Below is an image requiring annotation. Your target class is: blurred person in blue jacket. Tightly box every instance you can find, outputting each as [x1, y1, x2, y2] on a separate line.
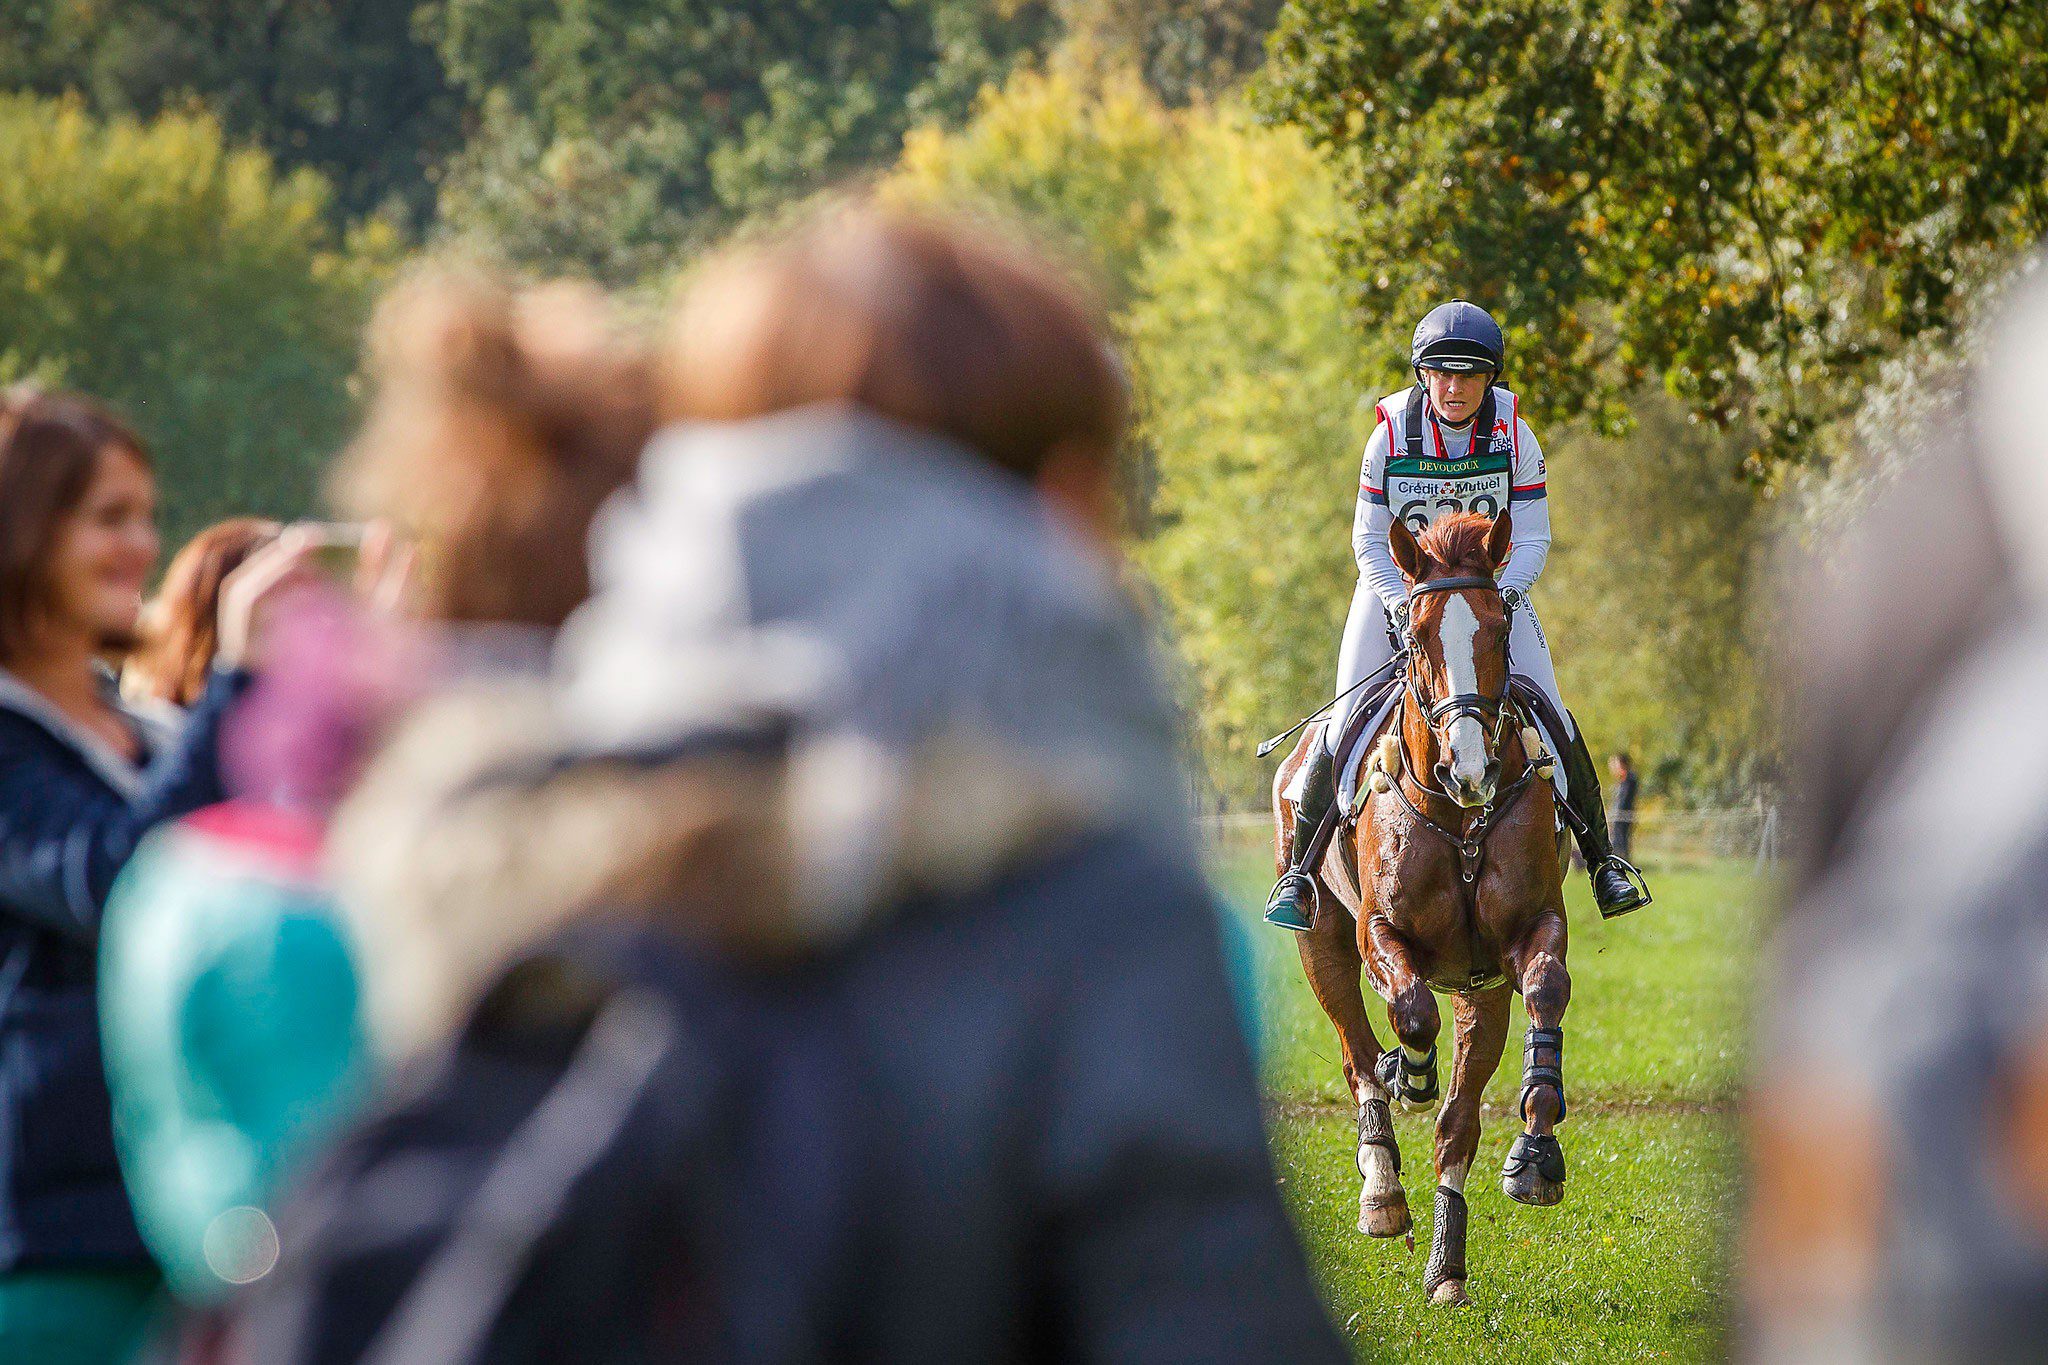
[95, 272, 655, 1325]
[220, 206, 1348, 1363]
[0, 391, 303, 1363]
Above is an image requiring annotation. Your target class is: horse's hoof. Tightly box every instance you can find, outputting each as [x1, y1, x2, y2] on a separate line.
[1359, 1193, 1412, 1238]
[1398, 1094, 1435, 1116]
[1429, 1279, 1472, 1307]
[1501, 1132, 1567, 1207]
[1502, 1169, 1565, 1206]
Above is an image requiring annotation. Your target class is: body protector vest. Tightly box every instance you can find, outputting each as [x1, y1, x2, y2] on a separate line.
[1374, 384, 1537, 534]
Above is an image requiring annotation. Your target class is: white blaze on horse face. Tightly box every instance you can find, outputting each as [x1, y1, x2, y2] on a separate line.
[1439, 595, 1490, 791]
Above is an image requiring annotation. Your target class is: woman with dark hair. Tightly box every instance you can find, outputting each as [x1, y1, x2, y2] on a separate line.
[227, 207, 1345, 1363]
[125, 517, 281, 711]
[93, 268, 655, 1320]
[0, 391, 299, 1362]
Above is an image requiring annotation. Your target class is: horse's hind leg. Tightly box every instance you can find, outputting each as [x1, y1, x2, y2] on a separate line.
[1296, 914, 1409, 1237]
[1501, 910, 1571, 1207]
[1427, 986, 1511, 1307]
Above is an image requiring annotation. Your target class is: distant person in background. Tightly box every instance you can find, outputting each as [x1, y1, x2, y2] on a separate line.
[0, 391, 301, 1364]
[124, 517, 280, 713]
[1609, 751, 1639, 863]
[96, 268, 654, 1320]
[223, 205, 1346, 1364]
[1742, 263, 2048, 1361]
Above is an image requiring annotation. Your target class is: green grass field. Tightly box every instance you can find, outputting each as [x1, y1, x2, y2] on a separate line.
[1213, 845, 1768, 1362]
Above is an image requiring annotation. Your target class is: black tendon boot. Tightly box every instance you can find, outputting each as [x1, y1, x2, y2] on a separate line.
[1264, 743, 1336, 931]
[1557, 721, 1651, 919]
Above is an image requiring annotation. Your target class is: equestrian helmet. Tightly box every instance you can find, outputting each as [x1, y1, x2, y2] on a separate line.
[1411, 300, 1505, 375]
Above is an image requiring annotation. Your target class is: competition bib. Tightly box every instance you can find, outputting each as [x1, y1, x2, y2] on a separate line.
[1385, 386, 1516, 532]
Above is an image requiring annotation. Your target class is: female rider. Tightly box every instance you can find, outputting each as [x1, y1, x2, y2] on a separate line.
[1264, 300, 1651, 929]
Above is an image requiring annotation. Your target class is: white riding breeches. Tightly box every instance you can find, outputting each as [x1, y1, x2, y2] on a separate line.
[1322, 577, 1572, 758]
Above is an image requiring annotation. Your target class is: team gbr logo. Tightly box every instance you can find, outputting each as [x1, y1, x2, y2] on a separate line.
[1489, 414, 1513, 454]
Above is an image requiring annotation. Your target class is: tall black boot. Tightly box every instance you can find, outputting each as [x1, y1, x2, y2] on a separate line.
[1556, 720, 1650, 919]
[1264, 744, 1336, 931]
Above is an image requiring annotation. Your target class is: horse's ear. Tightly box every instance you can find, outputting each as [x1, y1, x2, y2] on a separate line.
[1485, 508, 1514, 573]
[1389, 517, 1425, 581]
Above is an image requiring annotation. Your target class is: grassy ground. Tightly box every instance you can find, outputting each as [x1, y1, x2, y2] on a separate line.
[1212, 845, 1767, 1362]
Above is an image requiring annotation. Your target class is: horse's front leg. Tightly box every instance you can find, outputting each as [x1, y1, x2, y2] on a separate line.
[1501, 908, 1571, 1206]
[1426, 985, 1511, 1307]
[1357, 915, 1444, 1237]
[1295, 908, 1410, 1239]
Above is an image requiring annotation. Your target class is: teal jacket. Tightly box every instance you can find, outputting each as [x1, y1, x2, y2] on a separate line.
[99, 802, 370, 1302]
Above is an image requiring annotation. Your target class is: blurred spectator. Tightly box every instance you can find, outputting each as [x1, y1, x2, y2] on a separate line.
[224, 206, 1345, 1362]
[1608, 751, 1638, 863]
[0, 391, 300, 1363]
[124, 518, 280, 713]
[96, 268, 654, 1318]
[1742, 263, 2048, 1361]
[332, 268, 653, 633]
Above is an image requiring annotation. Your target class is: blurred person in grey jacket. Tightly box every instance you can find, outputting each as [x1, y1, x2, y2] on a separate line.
[1743, 261, 2048, 1362]
[220, 206, 1348, 1364]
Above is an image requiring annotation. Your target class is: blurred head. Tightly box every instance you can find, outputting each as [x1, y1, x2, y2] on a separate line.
[0, 390, 158, 665]
[1610, 752, 1632, 779]
[334, 267, 655, 630]
[661, 204, 1128, 541]
[128, 517, 280, 706]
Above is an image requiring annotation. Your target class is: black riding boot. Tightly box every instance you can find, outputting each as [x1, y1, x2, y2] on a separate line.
[1557, 721, 1650, 919]
[1264, 744, 1336, 931]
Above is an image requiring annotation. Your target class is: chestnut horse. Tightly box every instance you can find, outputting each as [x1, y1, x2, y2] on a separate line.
[1273, 510, 1571, 1307]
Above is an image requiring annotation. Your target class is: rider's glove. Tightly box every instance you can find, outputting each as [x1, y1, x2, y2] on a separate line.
[1502, 586, 1525, 616]
[1388, 599, 1412, 639]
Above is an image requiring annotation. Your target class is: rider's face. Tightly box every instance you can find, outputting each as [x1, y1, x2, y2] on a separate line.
[1423, 368, 1492, 426]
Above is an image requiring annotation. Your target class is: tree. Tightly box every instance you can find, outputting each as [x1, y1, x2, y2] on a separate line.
[1056, 0, 1283, 105]
[1536, 399, 1775, 801]
[0, 0, 461, 227]
[0, 95, 393, 542]
[888, 62, 1179, 300]
[1123, 108, 1372, 801]
[1260, 0, 2048, 474]
[428, 0, 1061, 279]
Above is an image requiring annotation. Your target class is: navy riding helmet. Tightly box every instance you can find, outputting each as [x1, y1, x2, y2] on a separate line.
[1411, 300, 1505, 375]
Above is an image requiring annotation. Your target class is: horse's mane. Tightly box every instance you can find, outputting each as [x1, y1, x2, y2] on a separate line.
[1417, 511, 1497, 574]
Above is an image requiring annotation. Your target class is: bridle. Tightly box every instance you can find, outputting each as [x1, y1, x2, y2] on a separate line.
[1402, 575, 1513, 777]
[1382, 572, 1541, 892]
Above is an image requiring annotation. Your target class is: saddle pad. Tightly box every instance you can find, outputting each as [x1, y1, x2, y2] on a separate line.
[1285, 677, 1569, 811]
[1281, 681, 1400, 807]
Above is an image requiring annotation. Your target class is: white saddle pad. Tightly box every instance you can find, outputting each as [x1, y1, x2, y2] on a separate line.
[1285, 697, 1569, 811]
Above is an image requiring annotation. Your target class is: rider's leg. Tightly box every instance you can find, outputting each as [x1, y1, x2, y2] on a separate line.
[1266, 580, 1392, 931]
[1321, 579, 1396, 759]
[1507, 603, 1650, 919]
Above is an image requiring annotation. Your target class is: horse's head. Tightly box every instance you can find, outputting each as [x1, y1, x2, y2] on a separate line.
[1389, 510, 1515, 808]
